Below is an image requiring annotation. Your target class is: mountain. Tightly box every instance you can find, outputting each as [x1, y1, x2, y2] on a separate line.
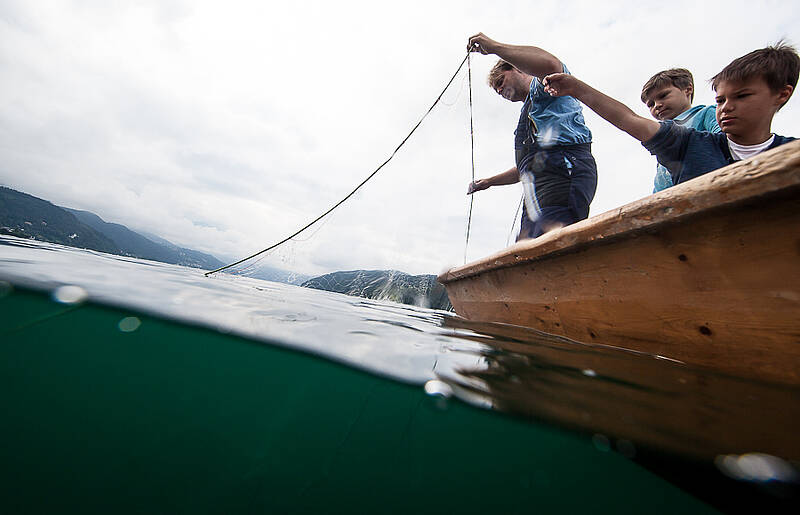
[137, 231, 309, 284]
[66, 209, 224, 270]
[0, 186, 222, 270]
[302, 270, 452, 311]
[241, 264, 311, 286]
[0, 187, 120, 253]
[1, 187, 310, 282]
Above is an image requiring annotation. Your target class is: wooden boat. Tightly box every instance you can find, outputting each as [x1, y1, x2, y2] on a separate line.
[438, 140, 800, 386]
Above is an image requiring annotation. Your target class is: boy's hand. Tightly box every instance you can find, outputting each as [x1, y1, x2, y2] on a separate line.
[467, 33, 499, 55]
[543, 73, 582, 98]
[545, 73, 660, 142]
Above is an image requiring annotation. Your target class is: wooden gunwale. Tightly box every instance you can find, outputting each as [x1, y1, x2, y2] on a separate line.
[439, 140, 800, 284]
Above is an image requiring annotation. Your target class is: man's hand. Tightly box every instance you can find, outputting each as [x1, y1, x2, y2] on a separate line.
[467, 179, 491, 195]
[467, 33, 499, 55]
[543, 73, 584, 98]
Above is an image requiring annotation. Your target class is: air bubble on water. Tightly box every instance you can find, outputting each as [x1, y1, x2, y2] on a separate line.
[52, 285, 88, 305]
[715, 453, 799, 483]
[424, 380, 453, 398]
[616, 439, 636, 458]
[118, 317, 141, 333]
[592, 434, 610, 452]
[582, 369, 597, 377]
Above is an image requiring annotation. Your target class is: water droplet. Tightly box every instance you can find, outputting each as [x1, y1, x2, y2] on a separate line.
[424, 380, 453, 398]
[592, 434, 610, 452]
[582, 369, 597, 377]
[118, 317, 141, 333]
[52, 285, 88, 305]
[616, 439, 636, 458]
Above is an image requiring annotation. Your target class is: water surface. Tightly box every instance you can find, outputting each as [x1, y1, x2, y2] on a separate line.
[1, 235, 797, 513]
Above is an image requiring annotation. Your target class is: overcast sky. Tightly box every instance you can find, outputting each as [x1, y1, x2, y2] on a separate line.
[2, 0, 798, 276]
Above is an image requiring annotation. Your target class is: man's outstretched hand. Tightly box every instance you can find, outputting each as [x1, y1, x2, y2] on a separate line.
[467, 33, 499, 55]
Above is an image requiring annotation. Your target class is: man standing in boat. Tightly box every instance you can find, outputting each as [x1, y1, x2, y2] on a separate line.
[467, 33, 598, 240]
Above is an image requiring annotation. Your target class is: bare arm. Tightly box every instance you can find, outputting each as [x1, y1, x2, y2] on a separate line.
[542, 73, 659, 142]
[468, 33, 561, 79]
[468, 167, 519, 194]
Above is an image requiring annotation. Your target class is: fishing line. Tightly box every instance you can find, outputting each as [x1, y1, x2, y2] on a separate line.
[205, 52, 473, 277]
[438, 67, 470, 107]
[506, 196, 523, 246]
[463, 51, 476, 264]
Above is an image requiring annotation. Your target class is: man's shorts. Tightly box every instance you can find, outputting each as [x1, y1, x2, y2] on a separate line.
[517, 143, 597, 241]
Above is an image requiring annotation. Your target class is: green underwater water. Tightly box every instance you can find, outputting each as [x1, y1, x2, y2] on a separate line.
[0, 288, 718, 514]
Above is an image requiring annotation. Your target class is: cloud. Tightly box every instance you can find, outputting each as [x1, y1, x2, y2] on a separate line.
[1, 0, 799, 276]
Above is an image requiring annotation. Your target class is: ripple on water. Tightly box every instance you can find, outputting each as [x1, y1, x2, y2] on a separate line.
[2, 235, 800, 492]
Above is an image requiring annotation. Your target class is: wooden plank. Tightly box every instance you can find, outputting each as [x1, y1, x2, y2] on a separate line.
[439, 140, 800, 384]
[440, 140, 800, 282]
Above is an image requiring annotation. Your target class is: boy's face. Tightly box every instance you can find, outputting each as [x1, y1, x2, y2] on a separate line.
[494, 69, 530, 102]
[715, 77, 793, 144]
[643, 85, 693, 121]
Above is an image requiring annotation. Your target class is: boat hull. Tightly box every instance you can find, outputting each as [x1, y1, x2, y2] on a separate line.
[439, 141, 800, 385]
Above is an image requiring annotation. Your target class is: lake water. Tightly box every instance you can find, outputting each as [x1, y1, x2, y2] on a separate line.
[1, 234, 797, 514]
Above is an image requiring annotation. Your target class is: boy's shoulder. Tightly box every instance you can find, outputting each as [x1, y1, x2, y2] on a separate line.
[772, 134, 797, 146]
[644, 120, 726, 150]
[643, 121, 730, 184]
[676, 105, 720, 133]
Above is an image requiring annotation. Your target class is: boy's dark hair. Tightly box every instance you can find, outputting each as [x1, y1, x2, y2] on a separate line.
[711, 41, 800, 108]
[640, 68, 694, 103]
[488, 59, 515, 90]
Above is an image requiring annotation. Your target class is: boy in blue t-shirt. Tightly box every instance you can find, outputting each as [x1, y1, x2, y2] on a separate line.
[465, 33, 598, 241]
[542, 43, 798, 186]
[640, 68, 720, 192]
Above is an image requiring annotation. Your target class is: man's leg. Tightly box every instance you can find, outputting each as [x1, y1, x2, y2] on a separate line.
[565, 145, 598, 222]
[517, 205, 574, 241]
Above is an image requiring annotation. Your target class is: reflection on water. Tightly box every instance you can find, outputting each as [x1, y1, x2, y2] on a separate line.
[439, 316, 800, 465]
[1, 235, 798, 507]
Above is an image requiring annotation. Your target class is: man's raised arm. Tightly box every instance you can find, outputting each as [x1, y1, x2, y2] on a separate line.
[468, 33, 562, 79]
[542, 73, 660, 142]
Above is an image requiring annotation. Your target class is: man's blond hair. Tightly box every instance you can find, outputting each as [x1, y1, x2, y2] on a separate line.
[487, 59, 516, 90]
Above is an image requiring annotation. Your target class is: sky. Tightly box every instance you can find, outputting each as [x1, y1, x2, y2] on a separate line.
[1, 0, 799, 277]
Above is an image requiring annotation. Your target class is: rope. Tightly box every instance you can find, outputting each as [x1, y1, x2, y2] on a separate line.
[205, 52, 472, 277]
[463, 52, 475, 264]
[507, 196, 523, 246]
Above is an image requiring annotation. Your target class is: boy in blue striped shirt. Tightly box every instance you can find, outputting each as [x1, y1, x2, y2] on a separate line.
[640, 68, 720, 192]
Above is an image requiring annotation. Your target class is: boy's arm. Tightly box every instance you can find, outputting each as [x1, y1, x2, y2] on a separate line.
[543, 73, 660, 142]
[468, 166, 519, 194]
[468, 33, 561, 79]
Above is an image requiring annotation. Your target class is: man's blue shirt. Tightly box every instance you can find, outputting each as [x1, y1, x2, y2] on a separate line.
[515, 63, 592, 171]
[643, 121, 795, 185]
[526, 64, 592, 147]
